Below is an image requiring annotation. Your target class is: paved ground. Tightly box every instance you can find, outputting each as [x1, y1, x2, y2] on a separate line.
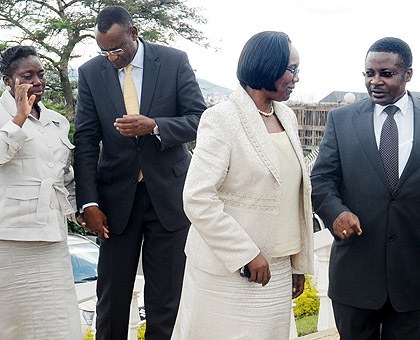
[317, 333, 339, 340]
[293, 328, 339, 340]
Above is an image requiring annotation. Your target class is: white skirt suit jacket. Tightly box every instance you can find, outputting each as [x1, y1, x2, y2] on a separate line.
[183, 85, 314, 276]
[0, 90, 75, 242]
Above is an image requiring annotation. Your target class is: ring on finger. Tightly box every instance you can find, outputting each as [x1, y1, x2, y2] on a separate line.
[342, 229, 347, 237]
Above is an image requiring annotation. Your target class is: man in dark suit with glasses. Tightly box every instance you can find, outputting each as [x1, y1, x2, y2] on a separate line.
[73, 5, 206, 340]
[311, 37, 420, 339]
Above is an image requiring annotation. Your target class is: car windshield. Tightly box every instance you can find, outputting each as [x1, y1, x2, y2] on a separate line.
[69, 242, 99, 283]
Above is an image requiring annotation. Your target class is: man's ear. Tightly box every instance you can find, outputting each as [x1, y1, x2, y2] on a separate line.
[405, 67, 413, 83]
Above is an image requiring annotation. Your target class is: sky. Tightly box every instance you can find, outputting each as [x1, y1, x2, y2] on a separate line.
[166, 0, 420, 103]
[3, 0, 420, 103]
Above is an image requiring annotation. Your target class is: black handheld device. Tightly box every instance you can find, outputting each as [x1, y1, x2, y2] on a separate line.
[239, 265, 251, 278]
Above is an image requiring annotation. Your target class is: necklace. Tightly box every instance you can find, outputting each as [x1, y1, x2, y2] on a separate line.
[257, 105, 274, 117]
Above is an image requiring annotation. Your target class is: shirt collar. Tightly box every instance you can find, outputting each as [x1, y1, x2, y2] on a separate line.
[119, 38, 144, 73]
[1, 90, 58, 126]
[374, 91, 409, 117]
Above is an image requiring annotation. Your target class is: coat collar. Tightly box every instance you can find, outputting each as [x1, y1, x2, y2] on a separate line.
[100, 38, 160, 119]
[140, 38, 160, 117]
[397, 92, 420, 190]
[101, 56, 126, 120]
[0, 90, 60, 127]
[229, 85, 306, 186]
[352, 97, 387, 185]
[353, 91, 420, 193]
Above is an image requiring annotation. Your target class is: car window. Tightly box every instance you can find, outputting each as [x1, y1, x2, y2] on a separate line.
[69, 243, 99, 283]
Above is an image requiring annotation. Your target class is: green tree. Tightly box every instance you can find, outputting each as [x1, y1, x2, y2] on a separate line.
[0, 0, 207, 121]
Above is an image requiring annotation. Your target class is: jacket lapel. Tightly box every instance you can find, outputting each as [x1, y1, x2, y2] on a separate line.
[230, 87, 282, 186]
[0, 90, 18, 117]
[101, 59, 126, 119]
[394, 93, 420, 191]
[140, 39, 160, 117]
[352, 98, 390, 188]
[100, 58, 137, 145]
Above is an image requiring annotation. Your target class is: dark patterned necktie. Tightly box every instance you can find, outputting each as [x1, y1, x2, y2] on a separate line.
[379, 105, 399, 191]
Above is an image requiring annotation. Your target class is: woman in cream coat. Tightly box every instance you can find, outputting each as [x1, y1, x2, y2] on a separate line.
[0, 46, 81, 339]
[172, 32, 314, 340]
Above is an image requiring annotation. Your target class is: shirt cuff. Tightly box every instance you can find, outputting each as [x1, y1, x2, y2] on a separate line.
[80, 202, 99, 213]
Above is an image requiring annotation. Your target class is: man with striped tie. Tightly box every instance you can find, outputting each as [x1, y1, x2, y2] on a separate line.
[73, 6, 206, 340]
[311, 37, 420, 340]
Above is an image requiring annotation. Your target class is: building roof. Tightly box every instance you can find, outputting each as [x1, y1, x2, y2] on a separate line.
[319, 91, 368, 104]
[320, 91, 420, 104]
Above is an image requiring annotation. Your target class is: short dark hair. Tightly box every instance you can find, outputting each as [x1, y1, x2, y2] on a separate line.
[367, 37, 412, 69]
[95, 6, 133, 34]
[0, 45, 38, 77]
[237, 31, 291, 92]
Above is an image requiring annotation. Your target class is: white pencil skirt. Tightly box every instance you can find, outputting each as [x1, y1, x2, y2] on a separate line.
[172, 256, 292, 340]
[0, 239, 82, 340]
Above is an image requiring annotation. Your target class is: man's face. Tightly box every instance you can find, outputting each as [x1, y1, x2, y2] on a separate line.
[95, 23, 138, 69]
[364, 51, 412, 105]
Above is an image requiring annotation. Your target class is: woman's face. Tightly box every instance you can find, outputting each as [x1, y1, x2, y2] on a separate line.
[3, 55, 46, 104]
[269, 44, 300, 102]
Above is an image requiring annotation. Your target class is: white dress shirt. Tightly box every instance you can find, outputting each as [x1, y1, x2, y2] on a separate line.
[373, 92, 413, 177]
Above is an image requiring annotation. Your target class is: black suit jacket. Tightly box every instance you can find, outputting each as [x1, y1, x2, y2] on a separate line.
[311, 92, 420, 312]
[73, 39, 206, 233]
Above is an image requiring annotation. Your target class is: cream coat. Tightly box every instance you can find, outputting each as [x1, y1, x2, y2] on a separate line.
[0, 90, 75, 242]
[183, 86, 314, 276]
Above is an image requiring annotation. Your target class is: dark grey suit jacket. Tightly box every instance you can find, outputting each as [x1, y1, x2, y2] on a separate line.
[311, 92, 420, 312]
[73, 39, 206, 233]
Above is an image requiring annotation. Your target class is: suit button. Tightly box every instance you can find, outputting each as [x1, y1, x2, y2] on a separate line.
[137, 146, 142, 152]
[390, 198, 396, 204]
[388, 236, 394, 242]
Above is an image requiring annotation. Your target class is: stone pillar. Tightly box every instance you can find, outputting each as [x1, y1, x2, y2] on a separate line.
[289, 303, 298, 339]
[314, 229, 335, 331]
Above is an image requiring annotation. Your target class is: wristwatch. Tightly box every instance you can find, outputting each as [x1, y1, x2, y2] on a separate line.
[151, 124, 160, 135]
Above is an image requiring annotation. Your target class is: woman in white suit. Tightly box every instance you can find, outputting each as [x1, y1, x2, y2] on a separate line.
[172, 32, 314, 340]
[0, 46, 81, 339]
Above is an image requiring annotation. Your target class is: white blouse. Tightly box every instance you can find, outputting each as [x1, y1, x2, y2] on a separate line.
[270, 131, 302, 257]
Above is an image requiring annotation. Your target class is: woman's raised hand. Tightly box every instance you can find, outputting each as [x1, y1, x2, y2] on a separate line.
[12, 78, 36, 127]
[14, 78, 36, 117]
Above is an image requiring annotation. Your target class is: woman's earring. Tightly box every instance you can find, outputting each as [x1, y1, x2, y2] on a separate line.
[5, 85, 11, 92]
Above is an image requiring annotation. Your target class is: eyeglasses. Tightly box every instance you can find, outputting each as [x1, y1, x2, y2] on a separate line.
[98, 34, 130, 57]
[363, 70, 400, 78]
[286, 67, 300, 78]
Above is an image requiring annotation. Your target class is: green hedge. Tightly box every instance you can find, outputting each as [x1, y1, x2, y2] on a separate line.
[293, 275, 320, 319]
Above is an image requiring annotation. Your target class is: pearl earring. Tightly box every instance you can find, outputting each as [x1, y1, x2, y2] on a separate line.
[5, 85, 11, 91]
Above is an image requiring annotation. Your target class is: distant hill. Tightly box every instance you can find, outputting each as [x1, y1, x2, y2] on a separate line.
[69, 72, 232, 106]
[197, 78, 233, 106]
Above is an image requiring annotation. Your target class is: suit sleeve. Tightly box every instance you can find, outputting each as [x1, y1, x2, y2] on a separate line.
[73, 68, 102, 208]
[310, 109, 350, 231]
[154, 52, 206, 150]
[183, 108, 260, 273]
